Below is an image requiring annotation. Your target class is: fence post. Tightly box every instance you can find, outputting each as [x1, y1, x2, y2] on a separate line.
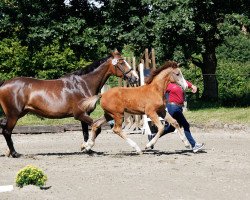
[145, 48, 149, 69]
[151, 48, 156, 70]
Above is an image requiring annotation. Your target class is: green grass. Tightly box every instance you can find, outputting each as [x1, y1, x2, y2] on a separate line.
[185, 107, 250, 125]
[9, 106, 250, 127]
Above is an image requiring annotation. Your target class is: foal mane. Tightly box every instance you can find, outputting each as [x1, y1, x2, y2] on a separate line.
[145, 60, 178, 84]
[63, 56, 111, 77]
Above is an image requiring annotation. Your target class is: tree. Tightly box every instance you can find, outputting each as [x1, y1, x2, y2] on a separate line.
[137, 0, 249, 101]
[98, 0, 150, 52]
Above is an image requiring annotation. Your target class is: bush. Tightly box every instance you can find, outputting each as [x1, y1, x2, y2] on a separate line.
[217, 60, 250, 106]
[216, 34, 250, 63]
[15, 165, 48, 188]
[182, 59, 250, 107]
[0, 38, 31, 79]
[32, 40, 81, 79]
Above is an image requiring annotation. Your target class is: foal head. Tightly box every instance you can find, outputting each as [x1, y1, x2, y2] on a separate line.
[108, 50, 139, 84]
[146, 60, 188, 90]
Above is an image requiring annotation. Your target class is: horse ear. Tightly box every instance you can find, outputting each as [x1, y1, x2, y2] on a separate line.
[111, 49, 120, 57]
[113, 49, 119, 54]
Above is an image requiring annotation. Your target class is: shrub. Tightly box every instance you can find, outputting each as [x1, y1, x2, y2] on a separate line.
[216, 34, 250, 63]
[0, 38, 31, 79]
[32, 40, 80, 79]
[182, 59, 250, 107]
[15, 165, 48, 188]
[217, 60, 250, 106]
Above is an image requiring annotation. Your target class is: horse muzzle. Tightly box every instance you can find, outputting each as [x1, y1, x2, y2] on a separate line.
[127, 75, 139, 85]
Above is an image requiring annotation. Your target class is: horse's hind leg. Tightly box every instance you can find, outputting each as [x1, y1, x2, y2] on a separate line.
[112, 115, 142, 154]
[81, 122, 89, 142]
[81, 116, 106, 151]
[0, 117, 7, 127]
[164, 112, 190, 148]
[2, 116, 20, 158]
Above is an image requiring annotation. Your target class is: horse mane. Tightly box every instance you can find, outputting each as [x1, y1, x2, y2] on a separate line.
[63, 56, 111, 77]
[145, 60, 178, 84]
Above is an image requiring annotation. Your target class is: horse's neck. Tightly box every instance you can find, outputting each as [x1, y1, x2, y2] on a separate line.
[150, 70, 172, 95]
[81, 65, 111, 95]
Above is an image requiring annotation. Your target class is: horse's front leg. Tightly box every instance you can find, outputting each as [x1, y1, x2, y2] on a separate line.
[2, 117, 21, 158]
[145, 112, 164, 149]
[164, 112, 190, 148]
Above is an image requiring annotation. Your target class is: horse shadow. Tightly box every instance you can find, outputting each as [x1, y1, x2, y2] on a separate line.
[0, 149, 207, 158]
[142, 149, 207, 156]
[0, 150, 105, 158]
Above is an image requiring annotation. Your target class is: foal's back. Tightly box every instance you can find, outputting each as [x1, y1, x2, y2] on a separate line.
[100, 85, 164, 115]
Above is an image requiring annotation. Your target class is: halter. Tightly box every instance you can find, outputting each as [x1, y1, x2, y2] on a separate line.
[113, 58, 134, 83]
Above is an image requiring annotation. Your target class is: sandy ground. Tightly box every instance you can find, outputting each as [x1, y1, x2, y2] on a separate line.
[0, 127, 250, 200]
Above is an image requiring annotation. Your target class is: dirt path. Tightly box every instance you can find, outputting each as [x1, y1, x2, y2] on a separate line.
[0, 127, 249, 200]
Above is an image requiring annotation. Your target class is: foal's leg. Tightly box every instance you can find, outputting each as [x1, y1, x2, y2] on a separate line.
[145, 112, 165, 149]
[82, 116, 106, 151]
[2, 116, 20, 158]
[112, 115, 142, 154]
[164, 112, 190, 148]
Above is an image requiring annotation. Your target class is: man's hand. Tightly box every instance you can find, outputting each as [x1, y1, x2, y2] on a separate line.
[191, 85, 197, 93]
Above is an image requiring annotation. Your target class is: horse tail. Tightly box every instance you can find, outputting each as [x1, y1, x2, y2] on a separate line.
[81, 94, 102, 113]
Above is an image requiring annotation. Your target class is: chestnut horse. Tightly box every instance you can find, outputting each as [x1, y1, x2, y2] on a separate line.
[81, 61, 190, 154]
[0, 50, 139, 157]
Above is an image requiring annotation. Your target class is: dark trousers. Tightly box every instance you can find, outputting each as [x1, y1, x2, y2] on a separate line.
[161, 104, 196, 147]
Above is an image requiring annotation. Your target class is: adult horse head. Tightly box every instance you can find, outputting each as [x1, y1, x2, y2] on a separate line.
[0, 50, 139, 157]
[80, 60, 190, 153]
[109, 50, 139, 85]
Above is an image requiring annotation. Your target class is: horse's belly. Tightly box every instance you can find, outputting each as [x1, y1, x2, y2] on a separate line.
[124, 108, 144, 115]
[25, 104, 73, 118]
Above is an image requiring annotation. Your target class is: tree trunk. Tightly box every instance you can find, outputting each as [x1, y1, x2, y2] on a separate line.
[201, 48, 218, 101]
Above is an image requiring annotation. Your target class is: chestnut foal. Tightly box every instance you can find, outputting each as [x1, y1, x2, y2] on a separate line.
[81, 61, 189, 153]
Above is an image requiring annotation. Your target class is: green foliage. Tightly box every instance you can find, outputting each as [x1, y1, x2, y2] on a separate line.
[182, 59, 250, 107]
[100, 0, 150, 53]
[32, 40, 80, 79]
[0, 38, 31, 79]
[16, 165, 48, 188]
[216, 34, 250, 63]
[217, 60, 250, 106]
[0, 38, 91, 80]
[0, 0, 249, 104]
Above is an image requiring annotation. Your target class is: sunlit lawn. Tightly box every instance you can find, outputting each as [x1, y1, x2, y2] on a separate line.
[185, 107, 249, 125]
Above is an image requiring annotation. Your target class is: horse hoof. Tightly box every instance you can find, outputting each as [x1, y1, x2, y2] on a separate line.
[81, 149, 89, 153]
[81, 145, 85, 151]
[145, 143, 152, 150]
[81, 143, 87, 151]
[12, 152, 22, 158]
[85, 145, 92, 151]
[5, 150, 11, 157]
[137, 150, 143, 155]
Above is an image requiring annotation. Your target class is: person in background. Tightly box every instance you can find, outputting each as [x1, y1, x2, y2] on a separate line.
[149, 80, 204, 153]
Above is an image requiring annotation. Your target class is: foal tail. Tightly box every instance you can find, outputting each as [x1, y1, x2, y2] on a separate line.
[81, 94, 102, 113]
